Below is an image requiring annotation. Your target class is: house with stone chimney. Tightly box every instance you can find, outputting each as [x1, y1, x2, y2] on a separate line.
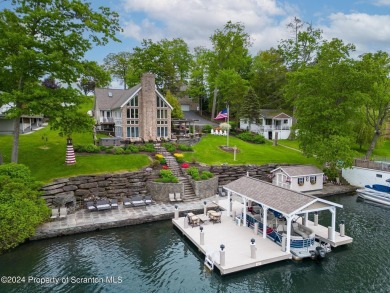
[94, 73, 173, 141]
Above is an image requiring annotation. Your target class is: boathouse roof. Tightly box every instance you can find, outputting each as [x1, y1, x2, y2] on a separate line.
[224, 176, 341, 216]
[270, 165, 323, 177]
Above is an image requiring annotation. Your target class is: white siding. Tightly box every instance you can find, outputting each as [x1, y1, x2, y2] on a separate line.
[342, 167, 390, 187]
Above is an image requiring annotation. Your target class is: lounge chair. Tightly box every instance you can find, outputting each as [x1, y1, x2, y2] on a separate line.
[123, 198, 131, 207]
[131, 196, 146, 207]
[143, 195, 155, 205]
[96, 199, 111, 211]
[110, 199, 118, 209]
[208, 211, 222, 224]
[50, 208, 59, 219]
[175, 193, 183, 202]
[169, 193, 176, 202]
[211, 129, 215, 135]
[59, 207, 67, 218]
[86, 201, 97, 211]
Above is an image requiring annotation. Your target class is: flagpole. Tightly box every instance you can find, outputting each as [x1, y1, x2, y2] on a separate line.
[227, 104, 229, 147]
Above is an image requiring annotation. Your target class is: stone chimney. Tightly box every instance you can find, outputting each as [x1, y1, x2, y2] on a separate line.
[139, 73, 157, 141]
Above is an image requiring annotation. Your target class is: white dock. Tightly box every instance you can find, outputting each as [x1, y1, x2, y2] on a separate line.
[172, 211, 291, 275]
[173, 197, 353, 275]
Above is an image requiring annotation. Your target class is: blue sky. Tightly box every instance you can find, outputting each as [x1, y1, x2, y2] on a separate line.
[85, 0, 390, 64]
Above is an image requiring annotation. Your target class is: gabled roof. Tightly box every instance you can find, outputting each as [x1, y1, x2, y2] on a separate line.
[259, 109, 292, 119]
[95, 85, 173, 110]
[271, 165, 323, 177]
[224, 176, 341, 217]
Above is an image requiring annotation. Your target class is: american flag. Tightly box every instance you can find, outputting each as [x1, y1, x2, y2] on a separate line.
[214, 108, 228, 120]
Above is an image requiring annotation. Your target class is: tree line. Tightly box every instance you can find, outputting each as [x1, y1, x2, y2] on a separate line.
[1, 1, 389, 171]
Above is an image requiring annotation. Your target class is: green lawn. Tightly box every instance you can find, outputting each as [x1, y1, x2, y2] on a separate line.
[183, 135, 318, 166]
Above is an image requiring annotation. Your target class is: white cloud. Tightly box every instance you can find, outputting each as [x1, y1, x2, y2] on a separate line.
[119, 0, 293, 54]
[322, 13, 390, 55]
[374, 0, 390, 6]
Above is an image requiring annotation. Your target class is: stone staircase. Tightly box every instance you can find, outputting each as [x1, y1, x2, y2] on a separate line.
[155, 145, 198, 202]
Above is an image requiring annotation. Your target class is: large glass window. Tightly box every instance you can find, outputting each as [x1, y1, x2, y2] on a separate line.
[127, 108, 138, 119]
[127, 95, 138, 107]
[127, 127, 139, 138]
[156, 96, 168, 108]
[157, 127, 168, 137]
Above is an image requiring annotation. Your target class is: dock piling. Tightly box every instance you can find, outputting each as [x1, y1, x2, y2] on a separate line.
[220, 244, 225, 266]
[203, 201, 207, 215]
[174, 205, 179, 220]
[184, 213, 188, 228]
[250, 238, 256, 259]
[340, 220, 345, 237]
[314, 212, 318, 226]
[200, 226, 204, 245]
[254, 222, 259, 235]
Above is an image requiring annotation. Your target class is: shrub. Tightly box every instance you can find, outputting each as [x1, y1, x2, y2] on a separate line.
[162, 165, 169, 169]
[178, 144, 193, 151]
[155, 154, 164, 160]
[187, 167, 214, 181]
[112, 147, 124, 155]
[236, 132, 266, 144]
[156, 169, 178, 183]
[202, 124, 212, 133]
[181, 163, 189, 168]
[162, 142, 176, 152]
[0, 164, 50, 253]
[201, 173, 210, 180]
[159, 158, 166, 165]
[143, 143, 156, 153]
[127, 145, 140, 153]
[150, 160, 160, 169]
[190, 157, 197, 164]
[201, 171, 214, 179]
[74, 144, 100, 153]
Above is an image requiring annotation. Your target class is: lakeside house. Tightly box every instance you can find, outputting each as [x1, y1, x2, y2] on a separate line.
[94, 73, 173, 142]
[239, 109, 292, 140]
[271, 165, 324, 192]
[0, 103, 43, 134]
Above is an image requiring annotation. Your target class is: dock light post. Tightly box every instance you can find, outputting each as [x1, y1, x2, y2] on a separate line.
[174, 205, 179, 220]
[184, 212, 188, 228]
[340, 220, 345, 237]
[232, 210, 236, 222]
[230, 198, 233, 214]
[220, 244, 225, 266]
[203, 201, 207, 215]
[314, 212, 319, 226]
[250, 238, 256, 259]
[200, 226, 204, 245]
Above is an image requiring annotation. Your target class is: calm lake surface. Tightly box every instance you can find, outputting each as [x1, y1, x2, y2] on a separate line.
[0, 194, 389, 293]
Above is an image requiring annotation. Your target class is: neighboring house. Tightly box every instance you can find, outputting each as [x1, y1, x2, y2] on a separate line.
[0, 104, 43, 134]
[94, 73, 173, 142]
[271, 165, 324, 192]
[240, 109, 293, 140]
[178, 95, 198, 112]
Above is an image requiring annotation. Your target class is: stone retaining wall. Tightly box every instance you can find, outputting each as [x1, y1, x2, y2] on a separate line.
[209, 164, 278, 186]
[41, 164, 285, 211]
[191, 176, 219, 199]
[146, 181, 184, 201]
[42, 171, 159, 211]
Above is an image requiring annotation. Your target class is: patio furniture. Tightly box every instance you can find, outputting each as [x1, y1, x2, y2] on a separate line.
[110, 199, 118, 209]
[50, 208, 59, 219]
[96, 200, 111, 211]
[175, 193, 183, 202]
[143, 195, 155, 205]
[187, 212, 200, 227]
[208, 211, 221, 224]
[123, 198, 131, 207]
[198, 214, 209, 225]
[59, 207, 67, 219]
[85, 201, 97, 211]
[131, 196, 146, 207]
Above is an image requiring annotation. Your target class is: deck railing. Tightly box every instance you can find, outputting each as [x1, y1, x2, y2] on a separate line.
[354, 158, 390, 172]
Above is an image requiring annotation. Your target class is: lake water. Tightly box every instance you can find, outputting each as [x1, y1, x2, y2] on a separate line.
[0, 194, 389, 293]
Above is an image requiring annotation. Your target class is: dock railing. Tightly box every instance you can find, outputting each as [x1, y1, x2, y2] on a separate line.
[354, 157, 390, 172]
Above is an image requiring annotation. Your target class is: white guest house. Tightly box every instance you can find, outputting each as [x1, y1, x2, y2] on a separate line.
[240, 109, 293, 140]
[271, 165, 324, 192]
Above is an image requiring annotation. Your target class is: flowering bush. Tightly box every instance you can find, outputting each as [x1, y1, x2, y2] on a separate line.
[173, 153, 183, 158]
[155, 154, 164, 160]
[219, 122, 231, 131]
[181, 163, 189, 168]
[162, 165, 169, 170]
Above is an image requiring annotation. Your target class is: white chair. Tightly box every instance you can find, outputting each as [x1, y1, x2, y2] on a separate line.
[50, 208, 59, 219]
[175, 193, 183, 201]
[211, 129, 215, 135]
[59, 207, 67, 219]
[222, 130, 227, 136]
[169, 193, 176, 202]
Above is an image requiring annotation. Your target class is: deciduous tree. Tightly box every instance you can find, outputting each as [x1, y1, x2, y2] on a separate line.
[103, 52, 132, 89]
[0, 0, 121, 163]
